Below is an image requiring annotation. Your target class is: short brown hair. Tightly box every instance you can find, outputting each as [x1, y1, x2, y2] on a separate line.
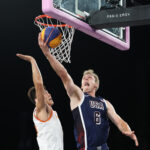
[83, 69, 100, 91]
[27, 86, 36, 104]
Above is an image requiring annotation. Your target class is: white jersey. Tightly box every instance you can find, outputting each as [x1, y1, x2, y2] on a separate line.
[33, 109, 64, 150]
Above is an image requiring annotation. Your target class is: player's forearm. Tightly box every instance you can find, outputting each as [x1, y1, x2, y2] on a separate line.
[31, 59, 43, 86]
[45, 52, 68, 79]
[118, 120, 131, 133]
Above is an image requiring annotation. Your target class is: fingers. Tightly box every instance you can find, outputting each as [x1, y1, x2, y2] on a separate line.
[16, 53, 20, 58]
[38, 32, 50, 57]
[16, 53, 22, 57]
[130, 132, 139, 147]
[16, 53, 33, 62]
[16, 53, 25, 59]
[133, 135, 139, 147]
[132, 134, 139, 147]
[132, 131, 135, 134]
[135, 138, 139, 147]
[38, 32, 46, 47]
[38, 32, 42, 43]
[123, 130, 139, 146]
[38, 31, 49, 47]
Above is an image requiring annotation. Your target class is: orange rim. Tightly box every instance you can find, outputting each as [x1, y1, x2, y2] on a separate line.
[35, 15, 72, 28]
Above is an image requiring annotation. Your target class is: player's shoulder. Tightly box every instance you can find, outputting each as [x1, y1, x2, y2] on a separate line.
[53, 110, 57, 115]
[97, 97, 110, 108]
[97, 95, 106, 101]
[53, 110, 60, 118]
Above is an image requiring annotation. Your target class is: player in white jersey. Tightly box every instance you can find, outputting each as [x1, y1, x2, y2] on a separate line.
[16, 53, 64, 150]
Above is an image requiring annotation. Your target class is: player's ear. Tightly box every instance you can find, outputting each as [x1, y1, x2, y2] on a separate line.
[94, 83, 98, 90]
[81, 80, 83, 90]
[35, 98, 37, 103]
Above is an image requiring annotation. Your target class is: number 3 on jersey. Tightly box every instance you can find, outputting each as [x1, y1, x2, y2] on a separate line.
[94, 111, 101, 125]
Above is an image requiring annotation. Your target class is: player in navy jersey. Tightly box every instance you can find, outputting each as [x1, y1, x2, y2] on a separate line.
[38, 32, 139, 150]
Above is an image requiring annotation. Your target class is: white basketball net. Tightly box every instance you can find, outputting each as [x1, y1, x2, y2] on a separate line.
[34, 15, 75, 63]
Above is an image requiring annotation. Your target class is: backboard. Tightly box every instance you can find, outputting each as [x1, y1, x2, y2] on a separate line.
[42, 0, 130, 50]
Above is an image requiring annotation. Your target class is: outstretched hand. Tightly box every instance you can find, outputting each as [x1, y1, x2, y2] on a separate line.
[122, 130, 139, 147]
[16, 53, 35, 62]
[38, 32, 50, 56]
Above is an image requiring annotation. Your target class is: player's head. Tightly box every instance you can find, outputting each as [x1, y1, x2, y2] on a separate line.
[81, 69, 99, 93]
[27, 86, 54, 106]
[43, 90, 54, 106]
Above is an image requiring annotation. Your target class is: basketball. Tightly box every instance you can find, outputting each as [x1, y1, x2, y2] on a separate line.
[41, 26, 62, 48]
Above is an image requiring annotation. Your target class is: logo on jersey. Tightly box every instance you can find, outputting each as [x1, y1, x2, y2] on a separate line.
[94, 111, 101, 125]
[89, 101, 104, 110]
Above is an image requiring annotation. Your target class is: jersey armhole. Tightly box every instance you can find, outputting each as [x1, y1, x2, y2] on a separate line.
[78, 93, 85, 107]
[72, 92, 85, 111]
[103, 99, 108, 110]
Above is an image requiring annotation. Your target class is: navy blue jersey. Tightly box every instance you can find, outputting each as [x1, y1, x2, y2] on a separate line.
[72, 93, 110, 150]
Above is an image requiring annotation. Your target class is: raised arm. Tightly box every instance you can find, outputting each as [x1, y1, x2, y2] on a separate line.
[16, 54, 46, 111]
[38, 33, 83, 106]
[106, 100, 139, 147]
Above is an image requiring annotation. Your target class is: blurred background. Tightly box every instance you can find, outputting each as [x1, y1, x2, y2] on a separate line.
[0, 0, 150, 150]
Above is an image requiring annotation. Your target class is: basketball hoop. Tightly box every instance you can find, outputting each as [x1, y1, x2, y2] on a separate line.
[34, 15, 75, 63]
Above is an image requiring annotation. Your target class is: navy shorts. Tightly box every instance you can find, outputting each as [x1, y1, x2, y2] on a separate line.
[87, 143, 109, 150]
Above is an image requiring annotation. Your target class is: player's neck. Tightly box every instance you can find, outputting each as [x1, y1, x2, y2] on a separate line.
[86, 91, 96, 97]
